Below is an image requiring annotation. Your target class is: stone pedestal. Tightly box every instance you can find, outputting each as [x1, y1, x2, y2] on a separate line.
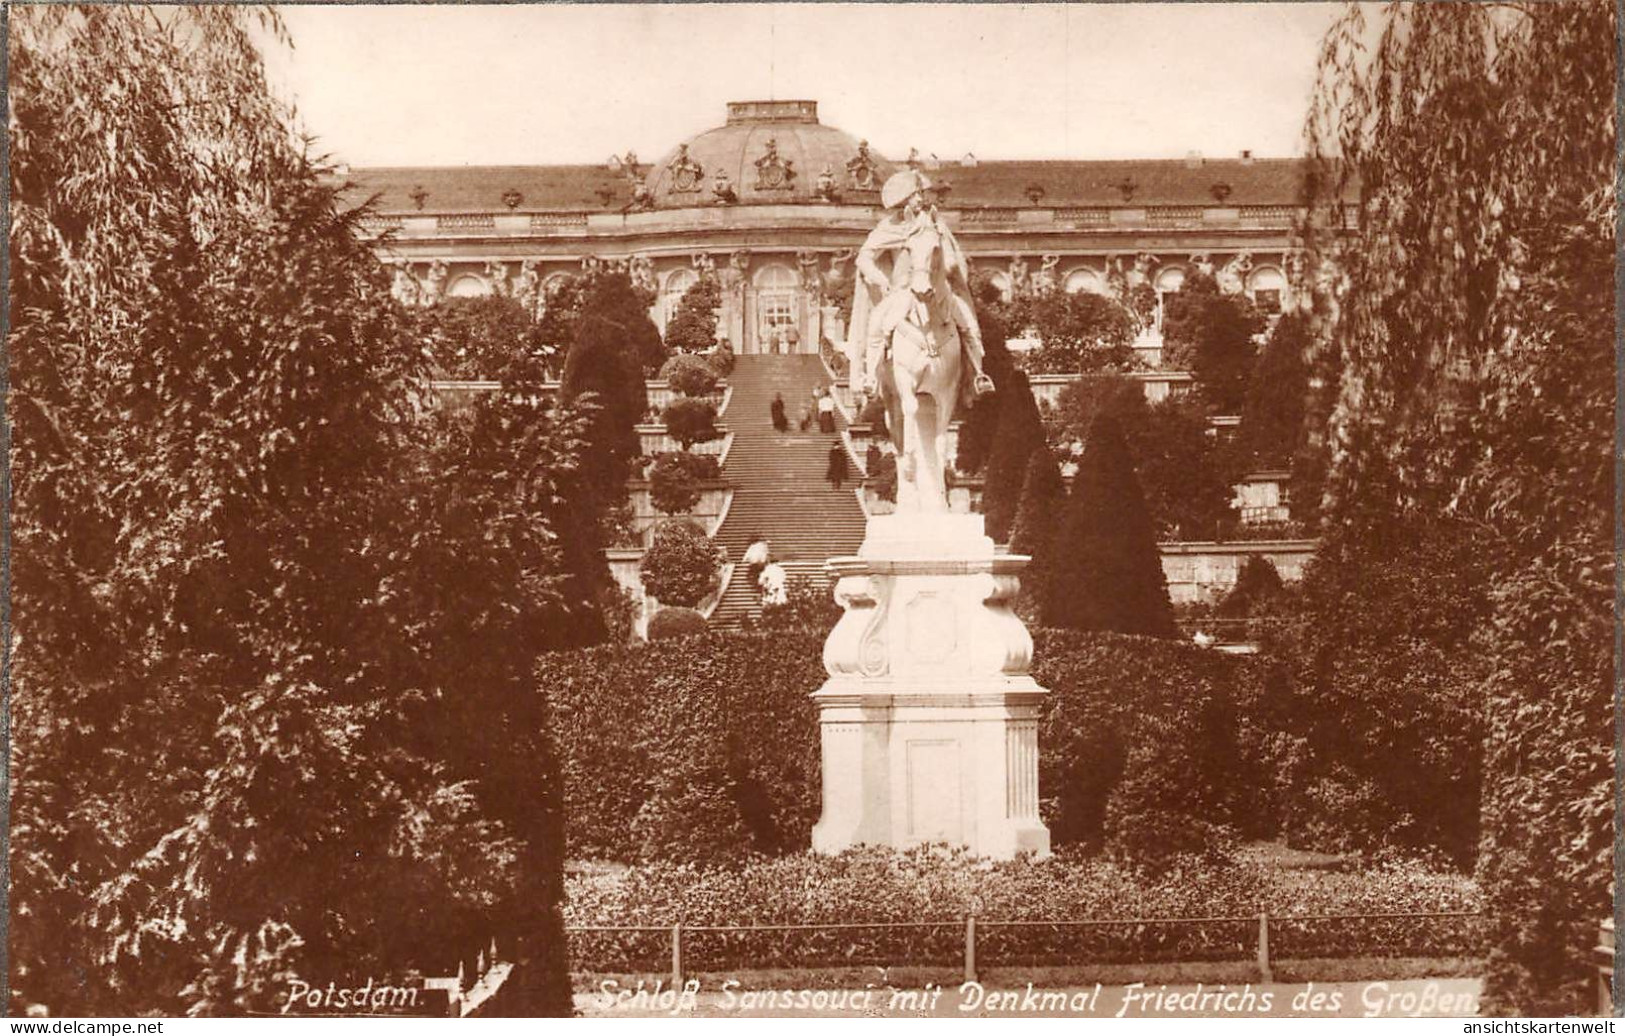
[812, 514, 1051, 860]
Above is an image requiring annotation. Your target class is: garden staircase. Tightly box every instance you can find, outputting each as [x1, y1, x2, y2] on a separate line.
[710, 354, 868, 629]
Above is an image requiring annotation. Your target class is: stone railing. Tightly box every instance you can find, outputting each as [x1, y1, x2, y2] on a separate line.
[427, 378, 728, 413]
[1025, 370, 1195, 410]
[637, 426, 732, 459]
[625, 482, 731, 544]
[1159, 539, 1318, 605]
[645, 381, 730, 413]
[436, 213, 496, 231]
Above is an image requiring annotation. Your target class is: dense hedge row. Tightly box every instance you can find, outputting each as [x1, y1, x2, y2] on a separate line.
[539, 630, 825, 863]
[563, 847, 1480, 973]
[540, 628, 1305, 867]
[542, 622, 1486, 874]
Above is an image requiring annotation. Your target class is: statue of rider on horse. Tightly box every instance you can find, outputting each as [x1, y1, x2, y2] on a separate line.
[847, 169, 995, 514]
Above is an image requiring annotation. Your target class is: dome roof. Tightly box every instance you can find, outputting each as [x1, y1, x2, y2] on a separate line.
[642, 100, 900, 209]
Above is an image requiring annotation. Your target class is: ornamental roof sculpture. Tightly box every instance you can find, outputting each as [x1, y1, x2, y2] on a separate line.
[753, 137, 795, 191]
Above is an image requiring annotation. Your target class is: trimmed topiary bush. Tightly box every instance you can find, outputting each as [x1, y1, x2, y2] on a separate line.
[645, 606, 707, 641]
[1032, 628, 1252, 856]
[537, 629, 827, 863]
[647, 451, 722, 515]
[664, 275, 723, 354]
[1040, 414, 1176, 637]
[639, 520, 725, 606]
[659, 353, 720, 398]
[981, 370, 1046, 543]
[706, 345, 735, 377]
[661, 397, 721, 450]
[1008, 448, 1066, 561]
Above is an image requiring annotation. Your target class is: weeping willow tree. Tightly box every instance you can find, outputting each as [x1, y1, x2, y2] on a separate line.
[1301, 2, 1614, 1014]
[9, 6, 575, 1015]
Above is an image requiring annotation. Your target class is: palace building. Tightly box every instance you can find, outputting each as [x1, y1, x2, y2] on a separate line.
[350, 99, 1331, 361]
[352, 99, 1336, 628]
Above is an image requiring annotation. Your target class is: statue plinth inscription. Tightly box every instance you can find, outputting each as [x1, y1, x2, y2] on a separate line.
[812, 514, 1051, 860]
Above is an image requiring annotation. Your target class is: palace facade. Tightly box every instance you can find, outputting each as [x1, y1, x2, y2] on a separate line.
[351, 99, 1341, 361]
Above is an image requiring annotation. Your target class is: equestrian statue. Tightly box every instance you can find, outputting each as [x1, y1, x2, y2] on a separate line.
[847, 169, 994, 514]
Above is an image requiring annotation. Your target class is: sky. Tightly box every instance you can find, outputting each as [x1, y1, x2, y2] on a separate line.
[263, 3, 1349, 169]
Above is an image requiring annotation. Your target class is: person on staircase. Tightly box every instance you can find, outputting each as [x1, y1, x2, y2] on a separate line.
[743, 536, 769, 586]
[758, 561, 788, 609]
[817, 389, 837, 434]
[771, 392, 788, 433]
[798, 399, 815, 432]
[827, 442, 849, 490]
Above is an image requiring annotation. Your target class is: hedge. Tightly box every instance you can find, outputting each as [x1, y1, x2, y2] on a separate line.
[659, 353, 721, 397]
[562, 846, 1480, 974]
[541, 623, 1482, 875]
[540, 627, 1297, 867]
[647, 606, 706, 641]
[539, 630, 826, 864]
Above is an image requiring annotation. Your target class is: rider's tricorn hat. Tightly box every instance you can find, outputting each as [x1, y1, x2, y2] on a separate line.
[881, 169, 933, 210]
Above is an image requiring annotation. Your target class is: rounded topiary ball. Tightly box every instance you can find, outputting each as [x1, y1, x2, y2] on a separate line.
[647, 606, 708, 641]
[660, 353, 720, 398]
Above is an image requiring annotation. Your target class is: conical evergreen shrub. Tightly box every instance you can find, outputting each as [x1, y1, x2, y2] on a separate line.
[982, 370, 1046, 543]
[1041, 414, 1176, 636]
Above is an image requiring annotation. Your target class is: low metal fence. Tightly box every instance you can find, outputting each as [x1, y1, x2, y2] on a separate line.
[566, 909, 1483, 984]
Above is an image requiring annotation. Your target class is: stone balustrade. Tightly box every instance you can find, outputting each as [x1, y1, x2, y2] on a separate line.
[1159, 539, 1317, 605]
[636, 427, 732, 459]
[625, 482, 731, 545]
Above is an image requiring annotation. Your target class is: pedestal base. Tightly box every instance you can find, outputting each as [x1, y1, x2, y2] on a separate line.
[813, 513, 1051, 860]
[810, 680, 1050, 859]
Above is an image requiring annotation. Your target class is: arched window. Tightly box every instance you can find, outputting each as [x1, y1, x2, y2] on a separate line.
[1064, 267, 1105, 295]
[659, 268, 699, 334]
[446, 273, 489, 298]
[753, 263, 800, 352]
[1248, 266, 1285, 313]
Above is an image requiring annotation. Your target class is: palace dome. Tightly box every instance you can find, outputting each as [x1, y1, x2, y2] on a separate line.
[641, 100, 901, 209]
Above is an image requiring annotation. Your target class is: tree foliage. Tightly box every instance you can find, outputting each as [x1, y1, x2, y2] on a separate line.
[1048, 376, 1239, 540]
[659, 352, 721, 397]
[952, 292, 1016, 476]
[1040, 416, 1176, 636]
[663, 275, 722, 354]
[561, 282, 650, 497]
[980, 370, 1047, 543]
[1006, 287, 1138, 375]
[416, 294, 554, 381]
[8, 7, 576, 1014]
[1162, 272, 1265, 414]
[1303, 2, 1614, 1012]
[1238, 311, 1312, 473]
[662, 397, 721, 451]
[640, 521, 726, 608]
[1276, 520, 1491, 865]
